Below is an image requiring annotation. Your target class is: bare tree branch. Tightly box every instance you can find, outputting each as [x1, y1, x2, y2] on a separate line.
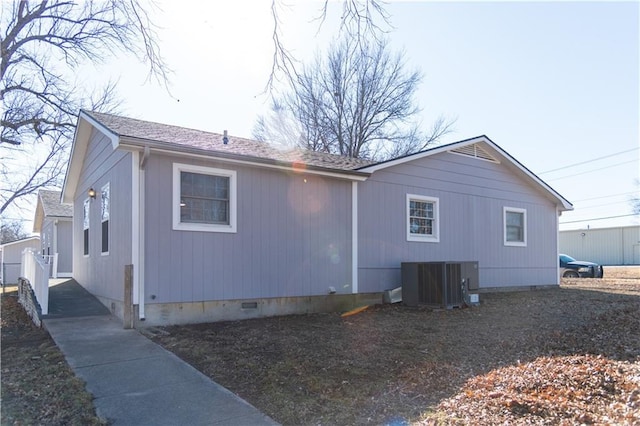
[266, 0, 392, 92]
[0, 0, 170, 216]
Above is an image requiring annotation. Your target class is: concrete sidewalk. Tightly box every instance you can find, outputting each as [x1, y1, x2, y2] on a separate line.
[43, 314, 279, 425]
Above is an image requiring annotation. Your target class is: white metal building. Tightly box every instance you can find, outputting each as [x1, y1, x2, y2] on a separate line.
[559, 225, 640, 266]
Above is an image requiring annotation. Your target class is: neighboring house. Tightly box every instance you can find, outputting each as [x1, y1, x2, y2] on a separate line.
[33, 189, 74, 278]
[62, 110, 573, 326]
[0, 236, 40, 285]
[560, 225, 640, 265]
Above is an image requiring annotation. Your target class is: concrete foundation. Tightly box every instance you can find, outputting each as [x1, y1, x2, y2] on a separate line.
[104, 293, 382, 327]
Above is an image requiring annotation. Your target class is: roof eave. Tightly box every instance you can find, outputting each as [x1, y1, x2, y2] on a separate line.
[62, 111, 120, 203]
[0, 236, 40, 248]
[118, 137, 371, 181]
[32, 197, 44, 233]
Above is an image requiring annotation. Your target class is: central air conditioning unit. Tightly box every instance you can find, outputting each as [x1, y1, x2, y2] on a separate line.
[401, 261, 479, 309]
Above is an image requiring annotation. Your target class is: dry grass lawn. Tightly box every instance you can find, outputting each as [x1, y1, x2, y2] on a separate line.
[150, 266, 640, 425]
[1, 267, 638, 425]
[1, 288, 105, 426]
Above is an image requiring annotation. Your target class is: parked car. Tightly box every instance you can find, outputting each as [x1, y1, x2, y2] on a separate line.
[559, 254, 604, 278]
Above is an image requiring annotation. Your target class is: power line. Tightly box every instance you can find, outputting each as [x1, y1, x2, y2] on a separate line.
[571, 190, 638, 203]
[559, 213, 638, 224]
[538, 147, 639, 175]
[574, 200, 632, 210]
[545, 159, 638, 181]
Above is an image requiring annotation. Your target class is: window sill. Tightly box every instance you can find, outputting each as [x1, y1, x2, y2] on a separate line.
[173, 222, 237, 233]
[407, 235, 439, 243]
[504, 241, 527, 247]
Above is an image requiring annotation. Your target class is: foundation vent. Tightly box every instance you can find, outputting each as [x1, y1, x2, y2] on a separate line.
[241, 302, 258, 309]
[450, 143, 499, 163]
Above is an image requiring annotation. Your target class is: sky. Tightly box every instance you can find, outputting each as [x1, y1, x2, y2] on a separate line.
[9, 0, 640, 233]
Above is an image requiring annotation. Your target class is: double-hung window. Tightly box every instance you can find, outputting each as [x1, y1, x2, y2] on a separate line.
[504, 207, 527, 246]
[83, 198, 90, 256]
[173, 163, 237, 233]
[101, 183, 110, 254]
[407, 194, 439, 242]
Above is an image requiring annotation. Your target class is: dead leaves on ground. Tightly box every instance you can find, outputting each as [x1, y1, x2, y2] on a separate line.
[428, 355, 639, 425]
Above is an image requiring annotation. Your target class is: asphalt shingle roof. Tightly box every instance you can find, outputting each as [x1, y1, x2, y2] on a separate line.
[86, 111, 374, 172]
[39, 190, 73, 217]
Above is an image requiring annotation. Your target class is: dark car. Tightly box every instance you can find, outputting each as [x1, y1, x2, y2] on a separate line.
[559, 254, 604, 278]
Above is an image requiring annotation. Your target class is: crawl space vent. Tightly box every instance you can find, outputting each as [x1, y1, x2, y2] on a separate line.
[450, 143, 499, 163]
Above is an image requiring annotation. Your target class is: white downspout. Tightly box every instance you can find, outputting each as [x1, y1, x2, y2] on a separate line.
[556, 207, 561, 285]
[52, 219, 59, 278]
[137, 146, 150, 320]
[352, 182, 358, 294]
[131, 151, 144, 320]
[138, 165, 146, 320]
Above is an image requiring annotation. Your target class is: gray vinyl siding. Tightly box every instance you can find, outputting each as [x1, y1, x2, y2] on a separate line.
[143, 154, 352, 304]
[358, 151, 559, 291]
[72, 128, 132, 301]
[57, 219, 73, 273]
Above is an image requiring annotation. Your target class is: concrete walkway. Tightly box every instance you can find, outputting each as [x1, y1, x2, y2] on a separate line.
[43, 280, 278, 426]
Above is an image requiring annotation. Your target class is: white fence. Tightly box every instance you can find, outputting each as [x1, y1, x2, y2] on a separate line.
[42, 253, 59, 278]
[20, 248, 49, 315]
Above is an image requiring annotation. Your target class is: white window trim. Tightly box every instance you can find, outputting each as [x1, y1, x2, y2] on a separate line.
[101, 182, 110, 256]
[504, 206, 527, 247]
[406, 194, 440, 243]
[172, 163, 237, 233]
[83, 198, 90, 257]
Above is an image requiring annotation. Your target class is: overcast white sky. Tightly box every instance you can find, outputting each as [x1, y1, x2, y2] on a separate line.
[11, 1, 640, 232]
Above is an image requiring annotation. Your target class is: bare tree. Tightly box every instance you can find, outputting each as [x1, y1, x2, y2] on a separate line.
[267, 0, 392, 90]
[0, 219, 28, 244]
[1, 0, 169, 215]
[255, 37, 454, 160]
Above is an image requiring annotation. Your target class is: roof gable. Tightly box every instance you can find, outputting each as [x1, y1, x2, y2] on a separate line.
[359, 135, 573, 211]
[33, 190, 72, 233]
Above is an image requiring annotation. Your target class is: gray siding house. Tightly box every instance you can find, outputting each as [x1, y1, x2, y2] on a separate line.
[62, 111, 572, 326]
[33, 189, 74, 277]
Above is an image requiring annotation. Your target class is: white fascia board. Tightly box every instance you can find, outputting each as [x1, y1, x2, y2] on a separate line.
[486, 140, 574, 211]
[62, 112, 121, 203]
[118, 141, 369, 182]
[79, 111, 120, 148]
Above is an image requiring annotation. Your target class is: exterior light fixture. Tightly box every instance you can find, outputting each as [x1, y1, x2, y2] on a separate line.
[180, 200, 186, 207]
[88, 188, 97, 199]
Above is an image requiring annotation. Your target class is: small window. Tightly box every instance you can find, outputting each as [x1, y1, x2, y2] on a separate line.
[173, 163, 237, 233]
[407, 194, 439, 242]
[83, 198, 90, 256]
[504, 207, 527, 246]
[101, 183, 110, 254]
